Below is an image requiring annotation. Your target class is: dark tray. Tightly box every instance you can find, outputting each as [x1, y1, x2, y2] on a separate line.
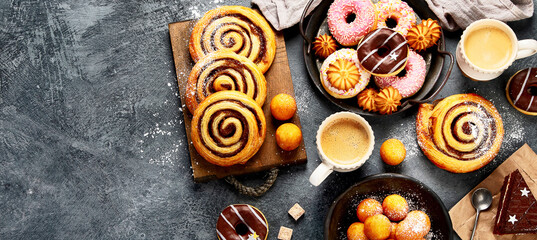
[299, 0, 454, 116]
[325, 173, 454, 240]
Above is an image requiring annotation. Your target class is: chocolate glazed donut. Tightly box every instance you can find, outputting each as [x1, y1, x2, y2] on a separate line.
[356, 28, 409, 77]
[185, 51, 267, 114]
[189, 6, 276, 73]
[191, 91, 266, 167]
[416, 93, 504, 173]
[216, 204, 268, 240]
[506, 68, 537, 115]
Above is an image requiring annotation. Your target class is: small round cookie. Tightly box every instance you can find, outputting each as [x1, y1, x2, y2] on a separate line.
[276, 123, 302, 151]
[320, 49, 370, 99]
[375, 0, 417, 37]
[396, 210, 431, 240]
[407, 19, 442, 51]
[327, 0, 377, 46]
[357, 198, 383, 223]
[347, 222, 368, 240]
[382, 194, 409, 221]
[270, 93, 297, 121]
[357, 28, 409, 77]
[364, 214, 392, 240]
[375, 86, 402, 115]
[380, 138, 406, 165]
[358, 88, 379, 112]
[216, 204, 268, 240]
[312, 34, 338, 59]
[506, 67, 537, 115]
[375, 50, 426, 98]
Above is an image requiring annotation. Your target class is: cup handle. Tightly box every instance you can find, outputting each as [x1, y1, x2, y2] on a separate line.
[309, 161, 334, 186]
[515, 39, 537, 60]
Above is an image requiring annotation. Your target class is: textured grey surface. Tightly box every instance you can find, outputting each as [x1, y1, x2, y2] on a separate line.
[0, 0, 536, 239]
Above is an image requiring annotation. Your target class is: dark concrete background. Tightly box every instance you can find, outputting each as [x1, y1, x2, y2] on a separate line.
[1, 0, 536, 239]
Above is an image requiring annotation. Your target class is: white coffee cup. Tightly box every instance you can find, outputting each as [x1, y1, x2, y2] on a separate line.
[309, 112, 374, 186]
[457, 19, 537, 81]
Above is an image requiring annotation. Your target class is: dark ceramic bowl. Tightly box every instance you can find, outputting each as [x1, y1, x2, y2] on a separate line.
[299, 0, 454, 116]
[325, 173, 453, 239]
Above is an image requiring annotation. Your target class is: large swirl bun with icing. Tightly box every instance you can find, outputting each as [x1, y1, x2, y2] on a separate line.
[186, 51, 267, 114]
[189, 6, 276, 73]
[416, 93, 504, 173]
[191, 91, 266, 166]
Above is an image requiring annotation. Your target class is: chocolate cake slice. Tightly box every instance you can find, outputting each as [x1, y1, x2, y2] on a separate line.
[493, 169, 537, 235]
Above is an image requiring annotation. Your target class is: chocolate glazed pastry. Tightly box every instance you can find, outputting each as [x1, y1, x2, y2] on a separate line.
[216, 204, 269, 240]
[191, 91, 266, 167]
[416, 93, 504, 173]
[185, 51, 267, 114]
[494, 169, 537, 235]
[189, 5, 276, 73]
[357, 28, 409, 77]
[506, 68, 537, 116]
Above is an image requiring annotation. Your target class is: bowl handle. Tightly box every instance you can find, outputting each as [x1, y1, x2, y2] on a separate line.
[406, 46, 454, 106]
[299, 0, 318, 55]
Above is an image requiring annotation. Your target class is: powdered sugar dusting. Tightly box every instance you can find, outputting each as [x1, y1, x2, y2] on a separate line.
[388, 121, 420, 158]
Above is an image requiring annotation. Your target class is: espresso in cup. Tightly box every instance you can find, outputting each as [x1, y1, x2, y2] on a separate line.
[309, 112, 374, 186]
[457, 19, 537, 81]
[319, 118, 370, 165]
[464, 26, 512, 70]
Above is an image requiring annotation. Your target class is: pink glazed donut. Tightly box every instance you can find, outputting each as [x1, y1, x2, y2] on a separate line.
[327, 0, 377, 46]
[375, 50, 426, 98]
[376, 0, 417, 37]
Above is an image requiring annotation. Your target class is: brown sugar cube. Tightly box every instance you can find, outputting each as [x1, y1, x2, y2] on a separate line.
[288, 203, 305, 221]
[278, 226, 293, 240]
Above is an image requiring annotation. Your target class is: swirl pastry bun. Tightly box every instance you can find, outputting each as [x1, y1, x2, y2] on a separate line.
[189, 6, 276, 73]
[416, 93, 504, 173]
[191, 91, 266, 166]
[186, 51, 267, 114]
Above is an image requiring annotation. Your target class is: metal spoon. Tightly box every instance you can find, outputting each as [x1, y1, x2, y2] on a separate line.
[470, 188, 493, 240]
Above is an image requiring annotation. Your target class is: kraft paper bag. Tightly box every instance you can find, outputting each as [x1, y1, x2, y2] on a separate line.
[449, 144, 537, 240]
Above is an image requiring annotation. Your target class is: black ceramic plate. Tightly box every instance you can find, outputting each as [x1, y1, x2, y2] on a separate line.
[300, 0, 453, 116]
[325, 173, 453, 239]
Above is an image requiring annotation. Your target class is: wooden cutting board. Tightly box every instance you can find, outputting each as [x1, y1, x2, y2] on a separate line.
[168, 20, 308, 182]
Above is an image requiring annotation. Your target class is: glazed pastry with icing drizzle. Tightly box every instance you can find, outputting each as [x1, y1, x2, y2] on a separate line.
[216, 204, 269, 240]
[185, 51, 267, 114]
[189, 6, 276, 73]
[506, 68, 537, 115]
[416, 93, 504, 173]
[191, 91, 266, 166]
[357, 28, 409, 77]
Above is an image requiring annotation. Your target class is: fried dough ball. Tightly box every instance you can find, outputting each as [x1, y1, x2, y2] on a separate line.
[364, 214, 392, 240]
[347, 222, 368, 240]
[357, 198, 383, 222]
[382, 194, 409, 221]
[396, 210, 431, 240]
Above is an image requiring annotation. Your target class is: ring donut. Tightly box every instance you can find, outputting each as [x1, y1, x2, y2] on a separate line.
[375, 0, 417, 37]
[375, 50, 426, 98]
[357, 28, 409, 77]
[216, 204, 268, 240]
[506, 68, 537, 115]
[327, 0, 377, 46]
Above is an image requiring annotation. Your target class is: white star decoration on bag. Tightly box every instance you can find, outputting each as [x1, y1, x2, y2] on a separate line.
[388, 52, 398, 61]
[508, 215, 518, 225]
[247, 232, 259, 240]
[521, 187, 530, 197]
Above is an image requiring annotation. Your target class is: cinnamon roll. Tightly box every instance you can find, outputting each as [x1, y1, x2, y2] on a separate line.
[416, 93, 504, 173]
[185, 51, 267, 114]
[189, 6, 276, 73]
[191, 91, 266, 166]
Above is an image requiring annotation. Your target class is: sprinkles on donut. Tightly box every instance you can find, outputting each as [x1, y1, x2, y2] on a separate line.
[327, 0, 377, 46]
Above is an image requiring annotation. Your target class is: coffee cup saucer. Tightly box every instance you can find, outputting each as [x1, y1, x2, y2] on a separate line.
[456, 43, 503, 81]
